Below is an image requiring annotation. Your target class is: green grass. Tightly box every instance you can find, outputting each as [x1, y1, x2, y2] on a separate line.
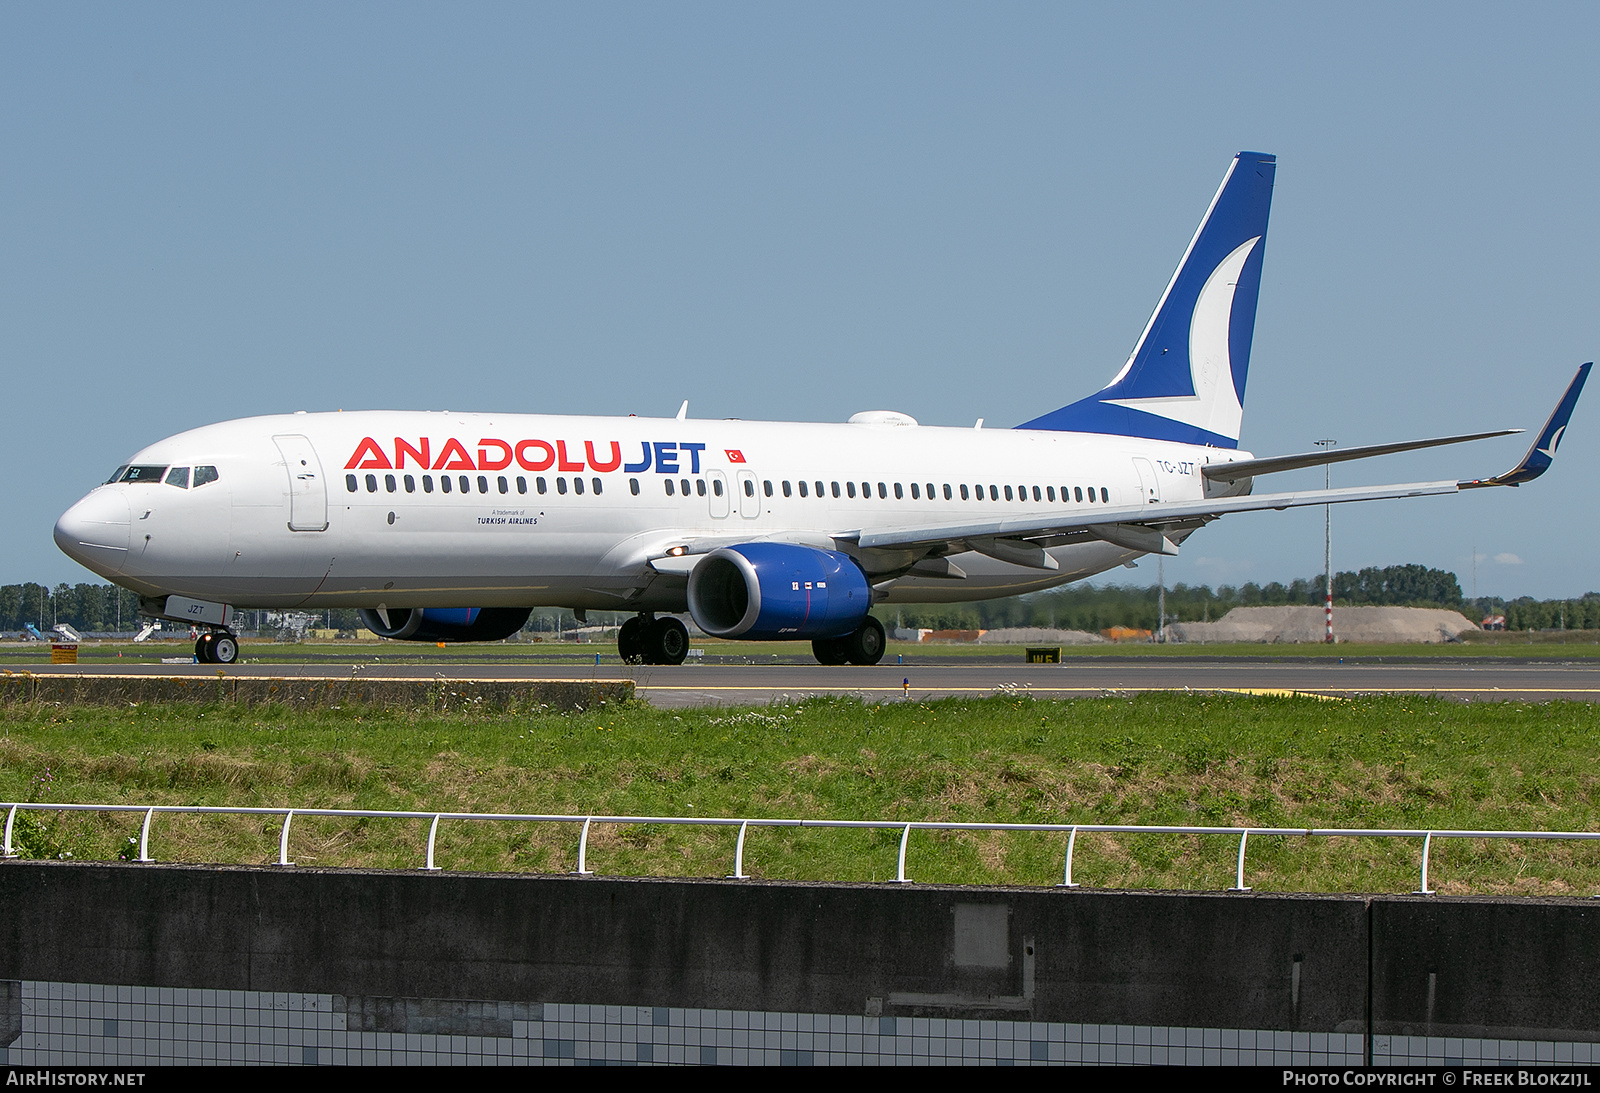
[4, 693, 1600, 895]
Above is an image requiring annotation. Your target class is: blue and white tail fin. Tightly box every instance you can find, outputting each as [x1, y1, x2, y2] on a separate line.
[1018, 151, 1277, 448]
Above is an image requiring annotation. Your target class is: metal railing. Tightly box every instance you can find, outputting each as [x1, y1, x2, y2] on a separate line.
[5, 800, 1600, 894]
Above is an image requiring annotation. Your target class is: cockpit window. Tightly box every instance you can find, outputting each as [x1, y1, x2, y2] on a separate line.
[105, 465, 129, 485]
[119, 465, 167, 484]
[164, 467, 190, 488]
[193, 466, 219, 487]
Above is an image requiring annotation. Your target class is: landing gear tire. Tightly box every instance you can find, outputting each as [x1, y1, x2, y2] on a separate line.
[618, 616, 647, 665]
[196, 631, 239, 665]
[645, 616, 690, 665]
[811, 636, 850, 666]
[842, 616, 886, 666]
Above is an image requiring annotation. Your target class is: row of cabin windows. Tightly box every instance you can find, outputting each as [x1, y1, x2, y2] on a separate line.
[346, 472, 1109, 505]
[347, 473, 604, 497]
[770, 480, 1110, 504]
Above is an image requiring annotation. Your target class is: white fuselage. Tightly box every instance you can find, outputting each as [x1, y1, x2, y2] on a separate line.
[55, 410, 1250, 613]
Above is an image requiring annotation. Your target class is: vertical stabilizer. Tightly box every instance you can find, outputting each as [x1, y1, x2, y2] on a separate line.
[1018, 151, 1277, 448]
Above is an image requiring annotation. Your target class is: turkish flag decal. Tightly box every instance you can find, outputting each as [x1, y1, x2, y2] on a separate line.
[724, 449, 746, 463]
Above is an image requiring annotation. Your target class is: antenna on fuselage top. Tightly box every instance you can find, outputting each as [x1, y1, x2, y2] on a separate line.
[676, 401, 689, 420]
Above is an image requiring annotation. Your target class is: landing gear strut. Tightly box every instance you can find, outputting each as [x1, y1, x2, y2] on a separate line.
[195, 629, 239, 665]
[812, 615, 886, 666]
[618, 613, 690, 666]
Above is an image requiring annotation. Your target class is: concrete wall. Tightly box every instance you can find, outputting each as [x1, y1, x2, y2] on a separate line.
[0, 862, 1595, 1042]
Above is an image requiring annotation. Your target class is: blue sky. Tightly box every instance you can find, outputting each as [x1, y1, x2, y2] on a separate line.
[4, 3, 1596, 599]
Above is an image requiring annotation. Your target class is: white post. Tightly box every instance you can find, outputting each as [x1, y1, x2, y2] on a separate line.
[137, 808, 156, 863]
[1057, 826, 1081, 888]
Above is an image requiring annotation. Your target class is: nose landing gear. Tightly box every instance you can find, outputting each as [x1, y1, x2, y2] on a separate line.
[195, 629, 239, 665]
[618, 613, 690, 665]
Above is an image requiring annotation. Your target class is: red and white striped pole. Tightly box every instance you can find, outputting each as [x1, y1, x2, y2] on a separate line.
[1316, 439, 1336, 644]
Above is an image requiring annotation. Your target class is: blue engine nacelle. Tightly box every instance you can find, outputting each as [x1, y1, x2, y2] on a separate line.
[687, 543, 872, 640]
[356, 607, 531, 643]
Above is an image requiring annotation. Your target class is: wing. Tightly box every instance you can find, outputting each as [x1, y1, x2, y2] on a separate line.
[848, 364, 1591, 574]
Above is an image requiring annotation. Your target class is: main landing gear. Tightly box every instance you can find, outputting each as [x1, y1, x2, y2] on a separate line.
[195, 629, 239, 665]
[811, 615, 886, 666]
[618, 613, 689, 666]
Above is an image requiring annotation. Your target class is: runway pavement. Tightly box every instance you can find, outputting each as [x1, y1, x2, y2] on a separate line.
[16, 656, 1600, 706]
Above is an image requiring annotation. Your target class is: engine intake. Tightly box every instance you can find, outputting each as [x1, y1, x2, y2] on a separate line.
[687, 544, 871, 640]
[357, 607, 531, 643]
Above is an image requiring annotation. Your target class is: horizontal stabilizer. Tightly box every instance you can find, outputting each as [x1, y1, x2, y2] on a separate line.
[1203, 429, 1522, 483]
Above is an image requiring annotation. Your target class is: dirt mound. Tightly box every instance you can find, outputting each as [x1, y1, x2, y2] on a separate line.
[1164, 606, 1477, 644]
[974, 628, 1108, 645]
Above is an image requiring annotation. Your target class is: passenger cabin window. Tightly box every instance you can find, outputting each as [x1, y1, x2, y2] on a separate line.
[498, 476, 508, 494]
[536, 477, 547, 494]
[573, 477, 584, 495]
[743, 479, 755, 497]
[665, 479, 675, 496]
[518, 476, 528, 494]
[458, 475, 470, 493]
[798, 481, 808, 497]
[441, 475, 452, 493]
[1047, 486, 1055, 501]
[960, 484, 969, 500]
[846, 482, 856, 498]
[694, 479, 704, 496]
[477, 475, 489, 494]
[405, 475, 416, 493]
[629, 478, 640, 496]
[592, 477, 602, 495]
[1101, 487, 1109, 503]
[557, 478, 568, 495]
[120, 465, 166, 484]
[385, 474, 397, 492]
[944, 484, 953, 500]
[763, 480, 773, 497]
[712, 479, 723, 497]
[1004, 485, 1013, 501]
[1074, 487, 1083, 502]
[878, 483, 887, 499]
[423, 475, 434, 493]
[782, 481, 792, 497]
[366, 474, 378, 493]
[164, 467, 189, 488]
[346, 474, 358, 492]
[815, 481, 825, 497]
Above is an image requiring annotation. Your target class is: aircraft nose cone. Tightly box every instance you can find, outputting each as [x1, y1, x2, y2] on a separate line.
[55, 489, 132, 576]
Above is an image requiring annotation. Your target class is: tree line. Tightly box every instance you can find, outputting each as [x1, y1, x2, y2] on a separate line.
[3, 566, 1596, 635]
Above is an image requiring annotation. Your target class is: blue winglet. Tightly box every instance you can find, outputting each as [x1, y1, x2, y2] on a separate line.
[1461, 363, 1591, 488]
[1018, 151, 1277, 447]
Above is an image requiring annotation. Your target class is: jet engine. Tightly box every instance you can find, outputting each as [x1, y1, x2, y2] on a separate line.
[356, 606, 531, 643]
[686, 543, 871, 640]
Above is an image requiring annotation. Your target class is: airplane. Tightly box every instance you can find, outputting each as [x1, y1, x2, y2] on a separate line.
[53, 151, 1589, 667]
